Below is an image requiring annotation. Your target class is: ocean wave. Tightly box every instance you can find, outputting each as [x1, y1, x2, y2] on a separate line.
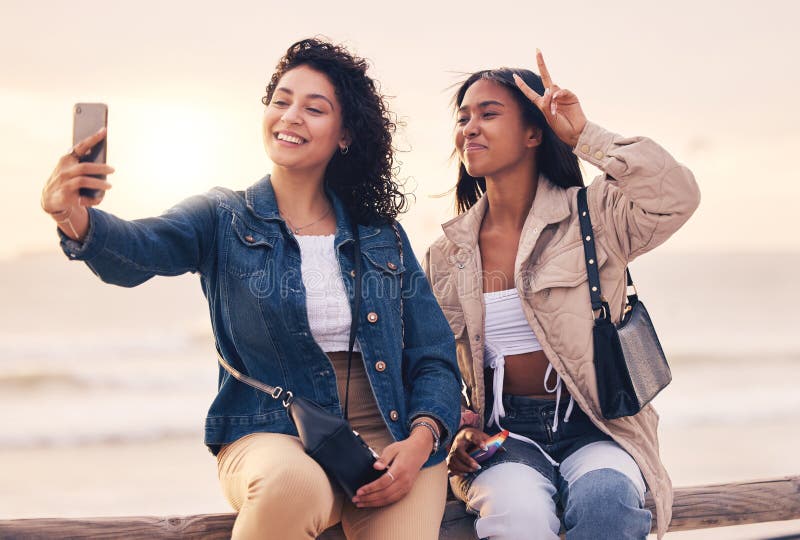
[0, 389, 211, 450]
[0, 330, 214, 363]
[0, 371, 92, 391]
[0, 362, 217, 393]
[0, 427, 204, 450]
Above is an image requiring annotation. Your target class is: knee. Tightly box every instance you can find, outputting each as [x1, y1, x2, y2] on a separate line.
[568, 467, 642, 508]
[469, 465, 560, 540]
[564, 468, 651, 535]
[479, 497, 559, 540]
[245, 459, 330, 512]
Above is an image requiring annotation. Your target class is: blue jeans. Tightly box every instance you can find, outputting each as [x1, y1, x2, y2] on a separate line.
[451, 395, 651, 539]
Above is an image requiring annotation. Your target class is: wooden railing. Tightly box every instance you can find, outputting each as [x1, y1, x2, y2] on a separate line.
[2, 475, 798, 539]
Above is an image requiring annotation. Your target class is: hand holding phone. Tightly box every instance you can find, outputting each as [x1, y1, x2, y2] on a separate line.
[468, 429, 509, 463]
[72, 103, 108, 198]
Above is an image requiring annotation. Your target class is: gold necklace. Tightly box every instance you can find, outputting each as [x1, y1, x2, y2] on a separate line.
[280, 205, 333, 234]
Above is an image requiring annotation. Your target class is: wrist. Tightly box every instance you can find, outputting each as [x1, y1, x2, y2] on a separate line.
[570, 118, 590, 149]
[409, 426, 435, 454]
[54, 205, 89, 241]
[459, 408, 481, 429]
[48, 207, 72, 220]
[410, 418, 440, 455]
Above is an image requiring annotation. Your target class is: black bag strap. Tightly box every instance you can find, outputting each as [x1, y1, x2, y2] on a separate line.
[391, 221, 405, 343]
[216, 224, 363, 418]
[343, 226, 362, 420]
[576, 188, 636, 320]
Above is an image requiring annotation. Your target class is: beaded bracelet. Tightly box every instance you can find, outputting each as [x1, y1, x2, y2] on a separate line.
[410, 420, 440, 455]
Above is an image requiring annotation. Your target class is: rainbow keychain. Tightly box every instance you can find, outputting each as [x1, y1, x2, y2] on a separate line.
[469, 430, 509, 463]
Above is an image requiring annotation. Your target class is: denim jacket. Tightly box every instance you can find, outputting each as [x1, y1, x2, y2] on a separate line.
[59, 175, 461, 466]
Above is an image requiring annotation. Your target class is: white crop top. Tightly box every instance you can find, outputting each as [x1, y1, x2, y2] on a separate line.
[296, 234, 360, 352]
[482, 288, 574, 464]
[483, 288, 542, 368]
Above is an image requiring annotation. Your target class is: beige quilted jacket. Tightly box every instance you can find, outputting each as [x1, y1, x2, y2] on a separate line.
[424, 121, 701, 538]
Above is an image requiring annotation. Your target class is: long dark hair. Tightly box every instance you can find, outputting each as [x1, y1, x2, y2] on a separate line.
[263, 38, 406, 225]
[453, 68, 583, 214]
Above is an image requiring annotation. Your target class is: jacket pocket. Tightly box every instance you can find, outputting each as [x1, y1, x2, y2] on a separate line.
[528, 242, 609, 293]
[363, 247, 405, 313]
[225, 215, 278, 279]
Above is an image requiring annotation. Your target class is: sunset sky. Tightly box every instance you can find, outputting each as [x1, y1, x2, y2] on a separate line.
[2, 0, 797, 258]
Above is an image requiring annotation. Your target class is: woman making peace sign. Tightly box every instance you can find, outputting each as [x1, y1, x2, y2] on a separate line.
[425, 51, 700, 539]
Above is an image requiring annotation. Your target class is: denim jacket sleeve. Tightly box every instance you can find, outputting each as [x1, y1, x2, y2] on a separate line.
[58, 191, 219, 286]
[396, 223, 462, 447]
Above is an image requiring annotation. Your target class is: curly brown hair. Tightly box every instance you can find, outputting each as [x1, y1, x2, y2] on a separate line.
[263, 38, 406, 225]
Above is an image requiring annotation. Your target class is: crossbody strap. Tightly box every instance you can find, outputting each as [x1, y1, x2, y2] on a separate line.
[391, 221, 405, 343]
[576, 188, 636, 320]
[216, 349, 291, 404]
[343, 226, 362, 420]
[216, 224, 363, 416]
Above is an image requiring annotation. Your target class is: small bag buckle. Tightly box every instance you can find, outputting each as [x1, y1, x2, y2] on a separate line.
[282, 391, 294, 408]
[271, 386, 284, 400]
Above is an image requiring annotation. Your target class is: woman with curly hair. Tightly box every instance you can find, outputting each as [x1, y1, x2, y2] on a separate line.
[40, 38, 461, 539]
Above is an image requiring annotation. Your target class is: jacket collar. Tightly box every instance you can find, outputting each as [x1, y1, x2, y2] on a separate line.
[245, 174, 372, 247]
[441, 174, 572, 249]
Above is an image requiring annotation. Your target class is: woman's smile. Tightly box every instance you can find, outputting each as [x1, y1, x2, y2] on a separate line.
[464, 142, 487, 153]
[274, 131, 308, 146]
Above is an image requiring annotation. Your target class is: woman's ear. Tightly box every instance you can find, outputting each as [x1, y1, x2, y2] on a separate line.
[339, 129, 352, 152]
[525, 126, 543, 149]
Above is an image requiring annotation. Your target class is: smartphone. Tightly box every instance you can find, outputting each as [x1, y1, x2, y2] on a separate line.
[469, 429, 509, 463]
[72, 102, 108, 198]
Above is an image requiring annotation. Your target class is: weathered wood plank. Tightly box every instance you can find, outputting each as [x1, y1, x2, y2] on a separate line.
[666, 476, 800, 531]
[0, 514, 234, 540]
[1, 476, 797, 539]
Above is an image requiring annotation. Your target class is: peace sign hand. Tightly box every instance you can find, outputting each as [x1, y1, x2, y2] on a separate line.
[513, 49, 587, 149]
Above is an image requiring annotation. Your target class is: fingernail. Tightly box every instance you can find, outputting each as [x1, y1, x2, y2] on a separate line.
[481, 444, 488, 451]
[536, 48, 541, 55]
[544, 87, 550, 96]
[474, 465, 482, 471]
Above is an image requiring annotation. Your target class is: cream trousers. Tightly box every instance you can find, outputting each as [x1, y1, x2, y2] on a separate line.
[216, 352, 447, 539]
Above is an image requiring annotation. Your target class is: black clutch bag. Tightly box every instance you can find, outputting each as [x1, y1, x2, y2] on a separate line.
[288, 396, 383, 498]
[216, 225, 383, 499]
[577, 188, 672, 419]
